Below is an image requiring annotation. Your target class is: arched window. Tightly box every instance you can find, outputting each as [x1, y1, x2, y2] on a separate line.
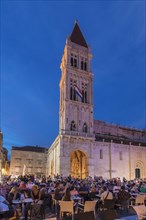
[71, 121, 76, 131]
[80, 57, 87, 71]
[70, 87, 73, 100]
[84, 91, 87, 103]
[100, 149, 103, 159]
[70, 57, 73, 66]
[83, 123, 88, 133]
[84, 62, 87, 71]
[81, 61, 84, 70]
[82, 83, 88, 103]
[70, 79, 77, 101]
[71, 53, 77, 68]
[73, 87, 76, 101]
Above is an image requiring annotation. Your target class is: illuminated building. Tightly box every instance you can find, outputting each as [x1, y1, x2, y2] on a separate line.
[10, 146, 47, 177]
[46, 22, 146, 179]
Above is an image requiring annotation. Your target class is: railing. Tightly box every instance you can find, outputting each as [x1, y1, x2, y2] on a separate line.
[60, 129, 93, 138]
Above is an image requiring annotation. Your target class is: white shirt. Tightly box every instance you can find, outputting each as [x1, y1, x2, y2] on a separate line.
[100, 190, 113, 202]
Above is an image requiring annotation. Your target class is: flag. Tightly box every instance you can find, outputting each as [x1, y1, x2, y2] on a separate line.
[75, 85, 83, 99]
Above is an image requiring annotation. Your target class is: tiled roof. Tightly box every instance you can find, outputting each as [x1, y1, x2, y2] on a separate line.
[70, 21, 88, 48]
[95, 133, 146, 147]
[12, 146, 48, 153]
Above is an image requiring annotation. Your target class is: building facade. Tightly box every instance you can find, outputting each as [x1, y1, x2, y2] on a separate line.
[0, 130, 3, 181]
[0, 131, 10, 181]
[46, 22, 146, 180]
[10, 146, 47, 177]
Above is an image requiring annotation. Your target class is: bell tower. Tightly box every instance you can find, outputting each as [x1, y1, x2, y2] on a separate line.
[59, 21, 93, 137]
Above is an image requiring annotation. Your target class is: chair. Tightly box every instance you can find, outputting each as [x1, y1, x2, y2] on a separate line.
[59, 201, 74, 220]
[135, 195, 146, 205]
[132, 205, 146, 220]
[29, 201, 45, 220]
[78, 200, 97, 218]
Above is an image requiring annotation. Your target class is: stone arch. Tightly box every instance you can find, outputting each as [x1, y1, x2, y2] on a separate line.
[70, 150, 88, 179]
[135, 160, 144, 178]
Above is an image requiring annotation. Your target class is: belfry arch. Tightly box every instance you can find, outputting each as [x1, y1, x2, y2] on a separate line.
[70, 150, 88, 179]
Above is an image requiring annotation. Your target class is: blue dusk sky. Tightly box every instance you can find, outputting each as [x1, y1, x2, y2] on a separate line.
[1, 0, 146, 158]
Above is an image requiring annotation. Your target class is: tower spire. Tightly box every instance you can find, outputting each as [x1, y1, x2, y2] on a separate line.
[70, 21, 88, 48]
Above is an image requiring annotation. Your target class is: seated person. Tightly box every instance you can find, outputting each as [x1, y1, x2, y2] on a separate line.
[8, 186, 20, 200]
[30, 185, 39, 201]
[117, 185, 131, 202]
[100, 186, 113, 202]
[116, 185, 131, 209]
[54, 183, 63, 201]
[62, 187, 72, 201]
[70, 186, 79, 197]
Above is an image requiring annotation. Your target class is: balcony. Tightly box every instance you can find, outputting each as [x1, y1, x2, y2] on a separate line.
[60, 129, 93, 138]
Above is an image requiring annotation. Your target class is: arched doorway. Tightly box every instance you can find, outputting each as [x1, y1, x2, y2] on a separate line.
[135, 168, 140, 178]
[70, 150, 88, 179]
[135, 160, 144, 179]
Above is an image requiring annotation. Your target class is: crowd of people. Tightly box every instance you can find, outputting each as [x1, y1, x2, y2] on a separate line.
[0, 174, 146, 220]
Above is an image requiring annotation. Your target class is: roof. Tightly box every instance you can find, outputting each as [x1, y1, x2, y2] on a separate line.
[95, 133, 146, 147]
[70, 21, 88, 48]
[12, 146, 48, 153]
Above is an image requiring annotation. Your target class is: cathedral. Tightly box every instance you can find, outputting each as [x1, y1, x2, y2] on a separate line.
[46, 22, 146, 180]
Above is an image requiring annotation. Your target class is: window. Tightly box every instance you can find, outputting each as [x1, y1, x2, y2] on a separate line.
[71, 121, 76, 131]
[70, 79, 77, 101]
[15, 158, 21, 164]
[100, 149, 103, 159]
[82, 83, 88, 103]
[28, 167, 32, 173]
[37, 168, 41, 173]
[84, 62, 87, 71]
[80, 57, 87, 71]
[119, 151, 122, 160]
[83, 123, 88, 133]
[81, 61, 84, 70]
[37, 160, 42, 165]
[27, 159, 32, 165]
[15, 166, 20, 172]
[70, 53, 77, 67]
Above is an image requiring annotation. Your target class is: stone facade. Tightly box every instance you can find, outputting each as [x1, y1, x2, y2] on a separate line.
[10, 146, 47, 177]
[47, 22, 146, 180]
[0, 131, 9, 181]
[0, 131, 3, 181]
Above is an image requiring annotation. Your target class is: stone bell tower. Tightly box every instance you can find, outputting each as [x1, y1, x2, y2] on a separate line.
[59, 21, 94, 138]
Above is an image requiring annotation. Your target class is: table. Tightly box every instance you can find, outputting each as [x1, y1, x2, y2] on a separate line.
[0, 202, 9, 213]
[12, 198, 33, 204]
[0, 195, 5, 202]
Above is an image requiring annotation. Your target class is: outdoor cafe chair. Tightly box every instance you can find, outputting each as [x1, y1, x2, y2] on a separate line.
[59, 200, 74, 220]
[77, 200, 97, 218]
[132, 205, 146, 220]
[135, 194, 146, 206]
